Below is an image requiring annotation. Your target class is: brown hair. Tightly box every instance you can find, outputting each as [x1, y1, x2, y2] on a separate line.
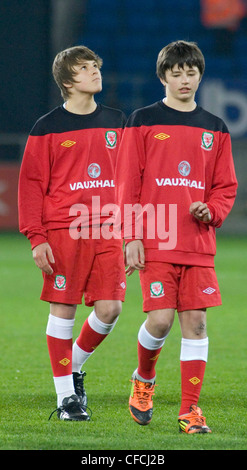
[52, 45, 103, 100]
[156, 40, 205, 81]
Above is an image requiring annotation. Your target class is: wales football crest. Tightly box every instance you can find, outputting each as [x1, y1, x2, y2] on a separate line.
[105, 130, 117, 149]
[150, 282, 165, 298]
[201, 132, 214, 151]
[54, 275, 66, 290]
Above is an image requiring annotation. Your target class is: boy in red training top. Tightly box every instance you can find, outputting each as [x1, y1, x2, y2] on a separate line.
[116, 40, 237, 433]
[18, 46, 126, 421]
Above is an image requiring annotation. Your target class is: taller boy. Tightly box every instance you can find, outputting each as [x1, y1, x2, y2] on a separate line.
[116, 41, 237, 433]
[18, 46, 126, 421]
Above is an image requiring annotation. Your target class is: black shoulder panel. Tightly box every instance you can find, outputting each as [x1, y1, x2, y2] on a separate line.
[126, 101, 229, 134]
[30, 104, 126, 136]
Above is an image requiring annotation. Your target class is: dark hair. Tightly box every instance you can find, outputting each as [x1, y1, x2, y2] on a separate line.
[156, 40, 205, 80]
[52, 45, 103, 100]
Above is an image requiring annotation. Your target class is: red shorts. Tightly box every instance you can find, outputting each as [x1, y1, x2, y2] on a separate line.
[40, 229, 126, 306]
[139, 262, 222, 312]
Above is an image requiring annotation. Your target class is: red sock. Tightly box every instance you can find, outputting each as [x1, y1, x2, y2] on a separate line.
[137, 341, 163, 381]
[179, 360, 206, 416]
[47, 335, 73, 377]
[76, 318, 107, 353]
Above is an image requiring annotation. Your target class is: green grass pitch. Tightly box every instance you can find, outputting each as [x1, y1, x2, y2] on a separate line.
[0, 232, 246, 451]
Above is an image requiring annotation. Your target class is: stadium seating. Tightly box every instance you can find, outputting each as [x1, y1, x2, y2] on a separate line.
[78, 0, 247, 115]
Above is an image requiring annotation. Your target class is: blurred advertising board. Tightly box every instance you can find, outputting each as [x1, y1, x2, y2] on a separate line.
[0, 164, 19, 230]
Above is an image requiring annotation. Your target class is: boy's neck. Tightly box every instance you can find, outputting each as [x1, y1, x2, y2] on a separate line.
[163, 97, 197, 112]
[64, 95, 97, 115]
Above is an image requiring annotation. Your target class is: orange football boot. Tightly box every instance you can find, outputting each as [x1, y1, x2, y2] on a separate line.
[178, 404, 212, 434]
[129, 377, 155, 425]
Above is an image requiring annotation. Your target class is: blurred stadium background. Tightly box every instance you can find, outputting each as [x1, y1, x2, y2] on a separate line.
[0, 0, 246, 236]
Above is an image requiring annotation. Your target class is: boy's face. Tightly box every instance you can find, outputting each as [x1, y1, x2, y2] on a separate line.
[160, 64, 201, 104]
[64, 60, 102, 97]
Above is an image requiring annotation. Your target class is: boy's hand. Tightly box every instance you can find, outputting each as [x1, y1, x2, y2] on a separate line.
[189, 201, 212, 223]
[32, 242, 55, 275]
[125, 240, 145, 276]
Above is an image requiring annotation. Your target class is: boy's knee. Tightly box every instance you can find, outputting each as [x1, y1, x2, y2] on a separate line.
[95, 300, 122, 324]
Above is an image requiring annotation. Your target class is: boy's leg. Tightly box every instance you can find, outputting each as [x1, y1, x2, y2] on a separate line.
[72, 300, 122, 373]
[137, 262, 178, 383]
[178, 309, 208, 416]
[137, 309, 175, 381]
[178, 309, 211, 433]
[46, 303, 90, 420]
[46, 303, 76, 406]
[177, 265, 221, 432]
[129, 309, 174, 425]
[72, 237, 126, 374]
[41, 230, 96, 419]
[129, 262, 178, 425]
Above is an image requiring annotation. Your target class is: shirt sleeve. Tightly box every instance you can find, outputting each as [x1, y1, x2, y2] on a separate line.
[115, 117, 146, 241]
[207, 131, 238, 228]
[18, 133, 51, 249]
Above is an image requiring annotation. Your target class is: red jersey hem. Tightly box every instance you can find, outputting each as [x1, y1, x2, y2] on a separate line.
[144, 249, 215, 267]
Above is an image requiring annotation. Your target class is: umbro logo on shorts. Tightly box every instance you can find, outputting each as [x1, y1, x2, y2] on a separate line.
[203, 287, 216, 295]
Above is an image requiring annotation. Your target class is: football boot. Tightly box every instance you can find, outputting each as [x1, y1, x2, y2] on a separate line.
[178, 404, 212, 434]
[49, 394, 91, 421]
[73, 371, 87, 407]
[129, 375, 155, 425]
